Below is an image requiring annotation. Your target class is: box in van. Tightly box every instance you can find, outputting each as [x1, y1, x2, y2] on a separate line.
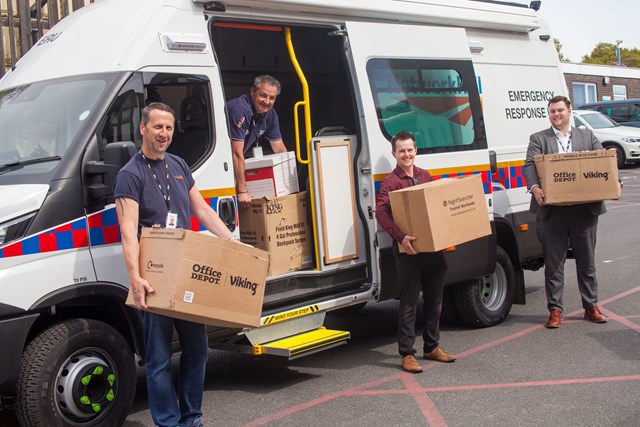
[238, 192, 312, 275]
[126, 228, 269, 328]
[244, 151, 299, 198]
[389, 174, 491, 253]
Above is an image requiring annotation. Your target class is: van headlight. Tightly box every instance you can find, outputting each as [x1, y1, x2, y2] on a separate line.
[0, 212, 36, 247]
[622, 136, 640, 143]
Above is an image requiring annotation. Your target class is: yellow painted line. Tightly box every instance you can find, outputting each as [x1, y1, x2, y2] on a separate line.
[200, 187, 237, 198]
[262, 304, 319, 325]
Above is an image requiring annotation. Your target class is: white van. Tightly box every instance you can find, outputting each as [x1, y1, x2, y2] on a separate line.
[0, 0, 566, 425]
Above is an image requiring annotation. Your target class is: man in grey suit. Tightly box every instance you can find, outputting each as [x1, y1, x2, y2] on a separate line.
[524, 95, 608, 329]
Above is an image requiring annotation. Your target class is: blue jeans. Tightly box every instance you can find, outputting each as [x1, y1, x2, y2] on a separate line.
[142, 311, 208, 427]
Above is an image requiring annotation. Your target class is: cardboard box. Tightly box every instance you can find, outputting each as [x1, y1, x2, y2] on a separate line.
[534, 150, 620, 205]
[126, 228, 269, 328]
[239, 192, 313, 276]
[389, 174, 491, 253]
[244, 151, 299, 198]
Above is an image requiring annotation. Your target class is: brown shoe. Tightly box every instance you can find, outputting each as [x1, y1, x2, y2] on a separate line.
[402, 355, 423, 373]
[423, 346, 456, 363]
[545, 309, 562, 328]
[584, 306, 607, 323]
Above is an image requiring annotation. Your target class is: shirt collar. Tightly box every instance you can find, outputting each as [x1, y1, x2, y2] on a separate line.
[552, 126, 571, 139]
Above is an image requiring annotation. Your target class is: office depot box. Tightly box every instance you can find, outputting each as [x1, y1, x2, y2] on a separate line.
[244, 151, 299, 198]
[126, 228, 269, 328]
[534, 150, 620, 205]
[389, 174, 491, 253]
[239, 192, 313, 276]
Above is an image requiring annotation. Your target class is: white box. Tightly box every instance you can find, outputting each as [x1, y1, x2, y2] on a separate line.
[244, 152, 299, 198]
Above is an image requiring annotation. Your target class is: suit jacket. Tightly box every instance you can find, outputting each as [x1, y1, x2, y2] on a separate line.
[524, 126, 606, 218]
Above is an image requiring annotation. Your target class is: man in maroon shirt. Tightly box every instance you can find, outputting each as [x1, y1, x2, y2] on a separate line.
[376, 130, 456, 374]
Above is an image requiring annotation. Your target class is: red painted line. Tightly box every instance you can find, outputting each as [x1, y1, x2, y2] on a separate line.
[399, 373, 448, 427]
[351, 374, 640, 395]
[600, 307, 640, 333]
[240, 285, 640, 426]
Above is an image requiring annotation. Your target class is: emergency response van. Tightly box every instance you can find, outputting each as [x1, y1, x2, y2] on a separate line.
[0, 0, 565, 425]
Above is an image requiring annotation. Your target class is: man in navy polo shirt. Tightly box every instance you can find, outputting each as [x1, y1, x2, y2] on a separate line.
[227, 75, 287, 207]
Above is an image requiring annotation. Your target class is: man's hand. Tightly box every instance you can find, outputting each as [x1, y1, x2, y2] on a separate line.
[401, 235, 418, 255]
[532, 185, 546, 206]
[131, 276, 154, 310]
[237, 192, 252, 208]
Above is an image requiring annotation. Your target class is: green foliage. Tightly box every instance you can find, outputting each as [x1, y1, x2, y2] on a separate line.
[554, 38, 570, 62]
[583, 42, 640, 67]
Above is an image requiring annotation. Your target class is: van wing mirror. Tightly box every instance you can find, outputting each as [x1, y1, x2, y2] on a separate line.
[85, 141, 137, 202]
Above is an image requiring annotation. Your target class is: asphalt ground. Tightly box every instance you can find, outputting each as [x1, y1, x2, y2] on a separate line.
[2, 166, 640, 426]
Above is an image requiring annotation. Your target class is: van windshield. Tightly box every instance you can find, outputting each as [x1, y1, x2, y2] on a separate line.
[0, 75, 112, 174]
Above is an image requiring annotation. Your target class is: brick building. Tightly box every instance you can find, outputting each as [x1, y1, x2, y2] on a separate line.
[562, 62, 640, 107]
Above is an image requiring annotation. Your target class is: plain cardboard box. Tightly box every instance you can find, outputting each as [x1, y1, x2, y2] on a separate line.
[126, 228, 269, 328]
[244, 151, 299, 198]
[239, 192, 313, 276]
[534, 150, 620, 205]
[389, 174, 491, 253]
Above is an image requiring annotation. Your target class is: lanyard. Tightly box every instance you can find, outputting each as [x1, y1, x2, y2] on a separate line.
[140, 152, 171, 211]
[556, 134, 571, 153]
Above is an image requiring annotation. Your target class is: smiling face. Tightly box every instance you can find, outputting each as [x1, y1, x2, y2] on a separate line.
[140, 109, 175, 160]
[548, 99, 572, 133]
[392, 138, 417, 172]
[250, 83, 279, 114]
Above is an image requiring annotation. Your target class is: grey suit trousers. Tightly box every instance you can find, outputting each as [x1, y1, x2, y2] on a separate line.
[540, 205, 599, 312]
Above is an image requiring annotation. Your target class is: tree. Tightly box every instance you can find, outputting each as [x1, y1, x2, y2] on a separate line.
[554, 38, 570, 62]
[583, 43, 640, 67]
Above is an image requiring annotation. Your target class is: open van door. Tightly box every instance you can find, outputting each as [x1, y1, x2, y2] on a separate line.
[343, 21, 494, 301]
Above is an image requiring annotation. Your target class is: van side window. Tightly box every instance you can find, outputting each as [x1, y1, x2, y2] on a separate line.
[366, 58, 486, 153]
[95, 73, 213, 169]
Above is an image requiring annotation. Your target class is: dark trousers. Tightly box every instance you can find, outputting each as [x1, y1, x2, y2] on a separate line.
[541, 205, 599, 312]
[393, 246, 448, 357]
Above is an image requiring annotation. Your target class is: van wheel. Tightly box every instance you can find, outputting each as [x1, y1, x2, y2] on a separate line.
[453, 246, 515, 327]
[16, 319, 136, 427]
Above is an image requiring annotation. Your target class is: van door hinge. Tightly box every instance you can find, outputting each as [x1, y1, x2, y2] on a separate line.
[368, 206, 374, 220]
[328, 29, 347, 37]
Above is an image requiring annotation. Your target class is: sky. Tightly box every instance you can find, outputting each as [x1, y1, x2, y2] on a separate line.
[533, 0, 640, 63]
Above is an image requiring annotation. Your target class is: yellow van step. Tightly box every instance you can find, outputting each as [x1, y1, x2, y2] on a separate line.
[252, 327, 350, 359]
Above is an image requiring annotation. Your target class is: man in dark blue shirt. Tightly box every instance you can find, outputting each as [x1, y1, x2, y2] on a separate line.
[114, 102, 237, 427]
[227, 75, 287, 207]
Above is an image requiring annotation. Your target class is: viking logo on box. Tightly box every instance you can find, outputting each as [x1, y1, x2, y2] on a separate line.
[230, 275, 259, 295]
[191, 263, 222, 285]
[583, 171, 609, 181]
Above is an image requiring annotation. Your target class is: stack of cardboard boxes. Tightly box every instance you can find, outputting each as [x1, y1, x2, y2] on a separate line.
[240, 152, 313, 276]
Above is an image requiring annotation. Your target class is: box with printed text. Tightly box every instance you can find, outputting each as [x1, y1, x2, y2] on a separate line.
[239, 192, 312, 276]
[389, 174, 491, 253]
[244, 151, 299, 198]
[126, 228, 269, 328]
[534, 150, 620, 205]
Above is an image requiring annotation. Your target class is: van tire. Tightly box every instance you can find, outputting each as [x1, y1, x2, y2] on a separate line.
[16, 319, 136, 427]
[453, 246, 515, 327]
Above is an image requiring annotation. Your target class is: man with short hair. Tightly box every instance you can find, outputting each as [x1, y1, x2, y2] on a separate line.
[228, 75, 288, 207]
[376, 130, 456, 374]
[524, 95, 608, 329]
[114, 102, 237, 427]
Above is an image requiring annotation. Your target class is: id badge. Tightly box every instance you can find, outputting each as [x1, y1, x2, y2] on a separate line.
[165, 212, 178, 229]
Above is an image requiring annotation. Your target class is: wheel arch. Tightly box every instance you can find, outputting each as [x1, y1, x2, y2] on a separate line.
[494, 214, 526, 305]
[27, 282, 144, 362]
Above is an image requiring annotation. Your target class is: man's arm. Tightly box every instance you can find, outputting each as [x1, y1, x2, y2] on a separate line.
[116, 197, 153, 309]
[375, 179, 417, 255]
[232, 139, 253, 207]
[189, 185, 235, 240]
[524, 132, 546, 206]
[269, 138, 287, 153]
